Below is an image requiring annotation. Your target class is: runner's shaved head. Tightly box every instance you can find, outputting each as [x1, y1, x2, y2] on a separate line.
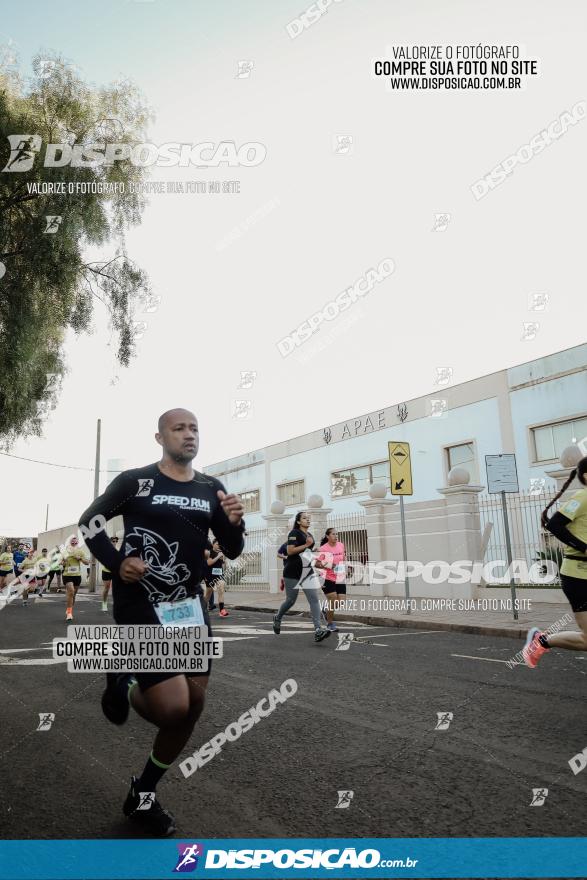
[156, 409, 199, 463]
[157, 408, 197, 432]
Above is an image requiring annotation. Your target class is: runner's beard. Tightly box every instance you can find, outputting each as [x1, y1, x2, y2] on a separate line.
[172, 449, 197, 463]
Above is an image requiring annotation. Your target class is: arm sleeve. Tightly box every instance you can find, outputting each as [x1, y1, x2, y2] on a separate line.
[79, 472, 135, 575]
[209, 480, 245, 560]
[545, 512, 587, 553]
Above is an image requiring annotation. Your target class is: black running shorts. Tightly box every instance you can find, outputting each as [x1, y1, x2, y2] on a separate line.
[560, 574, 587, 614]
[322, 581, 347, 595]
[64, 575, 82, 587]
[114, 593, 213, 692]
[101, 571, 112, 582]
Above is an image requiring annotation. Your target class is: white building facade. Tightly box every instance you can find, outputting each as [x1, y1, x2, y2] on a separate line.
[203, 343, 587, 526]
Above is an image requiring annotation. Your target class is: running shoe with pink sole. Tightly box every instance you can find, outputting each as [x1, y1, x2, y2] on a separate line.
[522, 627, 549, 668]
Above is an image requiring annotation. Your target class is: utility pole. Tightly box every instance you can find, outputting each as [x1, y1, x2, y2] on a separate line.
[45, 504, 49, 531]
[88, 419, 101, 592]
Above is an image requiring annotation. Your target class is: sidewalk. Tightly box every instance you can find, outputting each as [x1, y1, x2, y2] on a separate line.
[226, 590, 574, 640]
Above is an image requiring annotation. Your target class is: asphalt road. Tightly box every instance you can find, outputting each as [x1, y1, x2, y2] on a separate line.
[1, 591, 586, 850]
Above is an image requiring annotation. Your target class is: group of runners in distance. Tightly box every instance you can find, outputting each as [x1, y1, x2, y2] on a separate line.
[0, 530, 230, 624]
[0, 543, 57, 604]
[0, 537, 92, 619]
[1, 405, 586, 838]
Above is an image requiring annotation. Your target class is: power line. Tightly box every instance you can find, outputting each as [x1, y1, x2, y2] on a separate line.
[0, 450, 122, 473]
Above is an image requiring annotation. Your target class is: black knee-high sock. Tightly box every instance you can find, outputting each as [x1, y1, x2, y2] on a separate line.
[136, 752, 172, 792]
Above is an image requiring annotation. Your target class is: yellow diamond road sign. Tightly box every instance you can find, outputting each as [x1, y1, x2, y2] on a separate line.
[388, 441, 413, 495]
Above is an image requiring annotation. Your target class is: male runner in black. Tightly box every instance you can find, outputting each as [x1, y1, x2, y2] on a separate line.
[79, 408, 245, 836]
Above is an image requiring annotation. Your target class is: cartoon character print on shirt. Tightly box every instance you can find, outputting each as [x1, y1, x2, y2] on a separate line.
[124, 527, 191, 604]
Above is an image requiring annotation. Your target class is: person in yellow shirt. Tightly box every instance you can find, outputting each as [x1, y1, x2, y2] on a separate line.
[524, 455, 587, 667]
[0, 545, 14, 594]
[61, 536, 91, 621]
[35, 548, 51, 597]
[19, 548, 38, 606]
[47, 547, 63, 592]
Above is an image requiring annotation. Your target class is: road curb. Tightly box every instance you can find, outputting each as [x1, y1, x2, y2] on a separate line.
[229, 604, 529, 640]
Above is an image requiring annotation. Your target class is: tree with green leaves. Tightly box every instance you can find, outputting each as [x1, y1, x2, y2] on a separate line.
[0, 50, 154, 444]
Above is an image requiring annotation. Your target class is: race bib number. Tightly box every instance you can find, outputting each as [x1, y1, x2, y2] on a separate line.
[211, 567, 223, 576]
[154, 597, 205, 627]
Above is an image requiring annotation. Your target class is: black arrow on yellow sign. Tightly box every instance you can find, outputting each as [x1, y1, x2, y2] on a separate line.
[388, 441, 413, 496]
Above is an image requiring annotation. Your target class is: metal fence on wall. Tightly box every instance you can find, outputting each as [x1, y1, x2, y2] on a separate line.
[478, 489, 563, 584]
[224, 527, 270, 591]
[327, 510, 369, 565]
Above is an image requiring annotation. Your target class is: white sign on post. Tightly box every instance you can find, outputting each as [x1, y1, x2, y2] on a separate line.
[485, 454, 519, 494]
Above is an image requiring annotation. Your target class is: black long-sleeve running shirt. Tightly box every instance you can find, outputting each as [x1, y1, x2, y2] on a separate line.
[545, 511, 587, 554]
[79, 463, 245, 616]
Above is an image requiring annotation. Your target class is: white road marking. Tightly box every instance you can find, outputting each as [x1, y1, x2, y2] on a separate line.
[1, 657, 66, 665]
[451, 653, 523, 665]
[355, 630, 445, 641]
[240, 621, 370, 630]
[218, 636, 257, 642]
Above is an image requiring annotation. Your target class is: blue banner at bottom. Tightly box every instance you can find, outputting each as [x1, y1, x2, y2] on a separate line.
[0, 838, 586, 879]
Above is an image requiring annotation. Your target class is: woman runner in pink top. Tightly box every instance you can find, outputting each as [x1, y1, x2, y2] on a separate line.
[316, 528, 347, 632]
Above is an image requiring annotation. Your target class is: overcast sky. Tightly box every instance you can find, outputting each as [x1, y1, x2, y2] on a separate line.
[1, 0, 586, 535]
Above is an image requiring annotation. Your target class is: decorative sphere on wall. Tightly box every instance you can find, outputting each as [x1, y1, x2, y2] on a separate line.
[448, 466, 471, 486]
[560, 445, 583, 469]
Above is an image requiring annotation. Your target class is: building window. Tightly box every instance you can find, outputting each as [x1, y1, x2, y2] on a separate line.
[276, 480, 305, 506]
[446, 442, 478, 482]
[240, 490, 260, 514]
[331, 461, 390, 497]
[532, 417, 587, 462]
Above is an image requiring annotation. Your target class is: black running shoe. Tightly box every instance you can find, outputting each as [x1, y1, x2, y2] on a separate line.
[314, 628, 331, 643]
[272, 614, 281, 635]
[123, 776, 176, 837]
[101, 673, 134, 725]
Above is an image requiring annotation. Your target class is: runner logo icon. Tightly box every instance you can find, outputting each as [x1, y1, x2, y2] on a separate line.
[2, 135, 42, 172]
[36, 713, 55, 731]
[136, 479, 155, 497]
[137, 792, 155, 810]
[435, 711, 453, 731]
[174, 843, 204, 872]
[529, 788, 548, 806]
[335, 790, 354, 809]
